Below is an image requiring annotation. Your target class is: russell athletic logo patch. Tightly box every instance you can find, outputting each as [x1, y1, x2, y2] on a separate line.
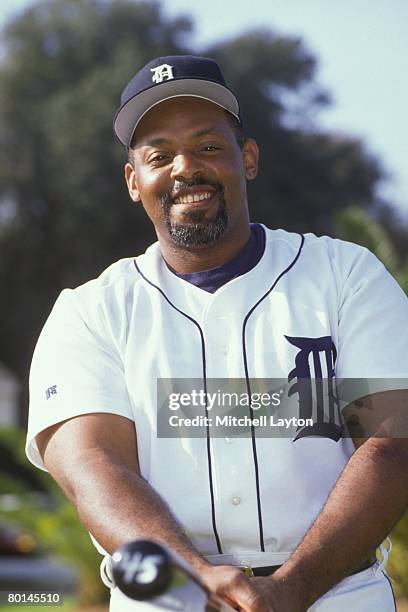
[45, 385, 57, 400]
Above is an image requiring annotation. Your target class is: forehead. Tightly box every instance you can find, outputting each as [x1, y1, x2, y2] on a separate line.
[132, 97, 234, 146]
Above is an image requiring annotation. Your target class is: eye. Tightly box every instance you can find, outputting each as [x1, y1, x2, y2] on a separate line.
[201, 145, 220, 152]
[148, 153, 170, 165]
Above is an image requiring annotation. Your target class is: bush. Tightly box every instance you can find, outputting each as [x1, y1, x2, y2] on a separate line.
[0, 428, 108, 605]
[388, 512, 408, 598]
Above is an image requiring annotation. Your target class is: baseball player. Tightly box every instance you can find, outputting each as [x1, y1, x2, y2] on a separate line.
[26, 55, 408, 611]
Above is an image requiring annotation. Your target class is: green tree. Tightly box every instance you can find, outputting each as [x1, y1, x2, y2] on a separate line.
[336, 206, 408, 291]
[0, 0, 191, 423]
[206, 32, 388, 235]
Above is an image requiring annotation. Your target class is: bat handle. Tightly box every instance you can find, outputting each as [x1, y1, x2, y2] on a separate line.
[111, 539, 238, 611]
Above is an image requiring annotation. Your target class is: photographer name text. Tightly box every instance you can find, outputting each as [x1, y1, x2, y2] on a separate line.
[168, 415, 314, 428]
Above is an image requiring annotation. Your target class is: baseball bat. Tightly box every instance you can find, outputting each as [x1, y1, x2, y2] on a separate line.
[111, 539, 237, 611]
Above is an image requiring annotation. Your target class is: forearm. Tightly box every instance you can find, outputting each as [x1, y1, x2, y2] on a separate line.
[273, 438, 408, 609]
[53, 451, 210, 572]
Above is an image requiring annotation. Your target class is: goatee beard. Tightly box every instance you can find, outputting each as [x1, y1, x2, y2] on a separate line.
[159, 179, 228, 247]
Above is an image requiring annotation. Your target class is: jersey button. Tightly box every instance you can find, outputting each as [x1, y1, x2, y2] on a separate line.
[220, 344, 229, 354]
[231, 495, 241, 506]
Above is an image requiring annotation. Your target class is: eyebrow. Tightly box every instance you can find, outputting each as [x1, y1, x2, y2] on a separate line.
[143, 127, 218, 147]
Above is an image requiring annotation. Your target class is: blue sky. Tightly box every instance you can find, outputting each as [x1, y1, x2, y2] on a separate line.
[1, 0, 407, 217]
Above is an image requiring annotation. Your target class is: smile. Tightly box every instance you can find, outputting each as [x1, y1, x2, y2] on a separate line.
[174, 192, 213, 205]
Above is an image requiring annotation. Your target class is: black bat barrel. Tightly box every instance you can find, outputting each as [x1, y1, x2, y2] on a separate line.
[111, 539, 174, 601]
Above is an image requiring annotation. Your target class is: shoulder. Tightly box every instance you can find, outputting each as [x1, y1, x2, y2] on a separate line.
[46, 249, 159, 340]
[54, 257, 139, 316]
[263, 225, 375, 273]
[261, 225, 389, 301]
[61, 242, 162, 309]
[77, 256, 141, 297]
[302, 231, 369, 260]
[264, 225, 367, 259]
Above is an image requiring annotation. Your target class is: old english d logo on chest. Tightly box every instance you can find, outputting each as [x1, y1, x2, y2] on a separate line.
[285, 336, 343, 442]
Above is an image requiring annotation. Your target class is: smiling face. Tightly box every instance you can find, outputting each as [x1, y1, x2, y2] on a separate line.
[124, 97, 258, 266]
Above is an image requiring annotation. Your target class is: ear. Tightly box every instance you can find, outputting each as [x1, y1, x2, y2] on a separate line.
[124, 162, 141, 203]
[243, 138, 259, 181]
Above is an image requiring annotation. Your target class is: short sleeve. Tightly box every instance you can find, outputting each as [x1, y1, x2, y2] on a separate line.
[335, 246, 408, 401]
[26, 289, 133, 470]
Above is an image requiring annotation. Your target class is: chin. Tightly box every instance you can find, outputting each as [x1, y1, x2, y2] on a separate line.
[166, 205, 229, 249]
[168, 220, 228, 248]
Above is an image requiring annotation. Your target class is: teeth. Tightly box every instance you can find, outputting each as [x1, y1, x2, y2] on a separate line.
[174, 192, 213, 204]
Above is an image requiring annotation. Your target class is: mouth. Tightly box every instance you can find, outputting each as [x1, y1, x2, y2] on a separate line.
[173, 191, 215, 207]
[162, 183, 229, 247]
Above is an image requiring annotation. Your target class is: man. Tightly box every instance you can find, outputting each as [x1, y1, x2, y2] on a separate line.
[26, 55, 408, 611]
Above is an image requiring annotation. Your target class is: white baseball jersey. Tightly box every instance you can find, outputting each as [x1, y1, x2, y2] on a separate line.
[26, 226, 407, 608]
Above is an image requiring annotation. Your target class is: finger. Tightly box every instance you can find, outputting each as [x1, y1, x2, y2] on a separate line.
[218, 573, 269, 612]
[206, 594, 238, 611]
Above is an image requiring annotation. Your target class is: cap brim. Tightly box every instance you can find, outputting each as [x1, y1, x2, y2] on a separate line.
[114, 78, 240, 147]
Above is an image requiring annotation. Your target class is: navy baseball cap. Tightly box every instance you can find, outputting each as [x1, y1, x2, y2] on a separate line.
[114, 55, 241, 147]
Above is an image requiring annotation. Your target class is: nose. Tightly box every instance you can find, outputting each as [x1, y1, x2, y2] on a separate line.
[170, 152, 204, 182]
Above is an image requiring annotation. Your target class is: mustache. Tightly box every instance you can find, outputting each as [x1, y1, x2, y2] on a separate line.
[159, 178, 224, 208]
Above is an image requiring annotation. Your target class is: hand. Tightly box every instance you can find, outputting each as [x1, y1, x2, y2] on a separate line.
[200, 565, 279, 611]
[250, 576, 306, 612]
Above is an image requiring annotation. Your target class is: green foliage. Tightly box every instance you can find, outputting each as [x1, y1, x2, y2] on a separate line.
[388, 513, 408, 598]
[336, 206, 399, 272]
[336, 206, 408, 291]
[0, 428, 48, 494]
[0, 429, 107, 605]
[206, 34, 386, 236]
[396, 260, 408, 295]
[6, 493, 108, 605]
[0, 598, 77, 612]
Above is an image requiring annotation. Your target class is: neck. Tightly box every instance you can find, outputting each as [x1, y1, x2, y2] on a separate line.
[158, 224, 252, 274]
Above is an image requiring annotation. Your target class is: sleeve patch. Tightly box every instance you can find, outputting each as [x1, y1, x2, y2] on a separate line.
[45, 385, 58, 400]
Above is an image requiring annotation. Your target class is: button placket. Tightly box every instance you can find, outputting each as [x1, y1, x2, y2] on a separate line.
[203, 308, 232, 365]
[220, 343, 229, 354]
